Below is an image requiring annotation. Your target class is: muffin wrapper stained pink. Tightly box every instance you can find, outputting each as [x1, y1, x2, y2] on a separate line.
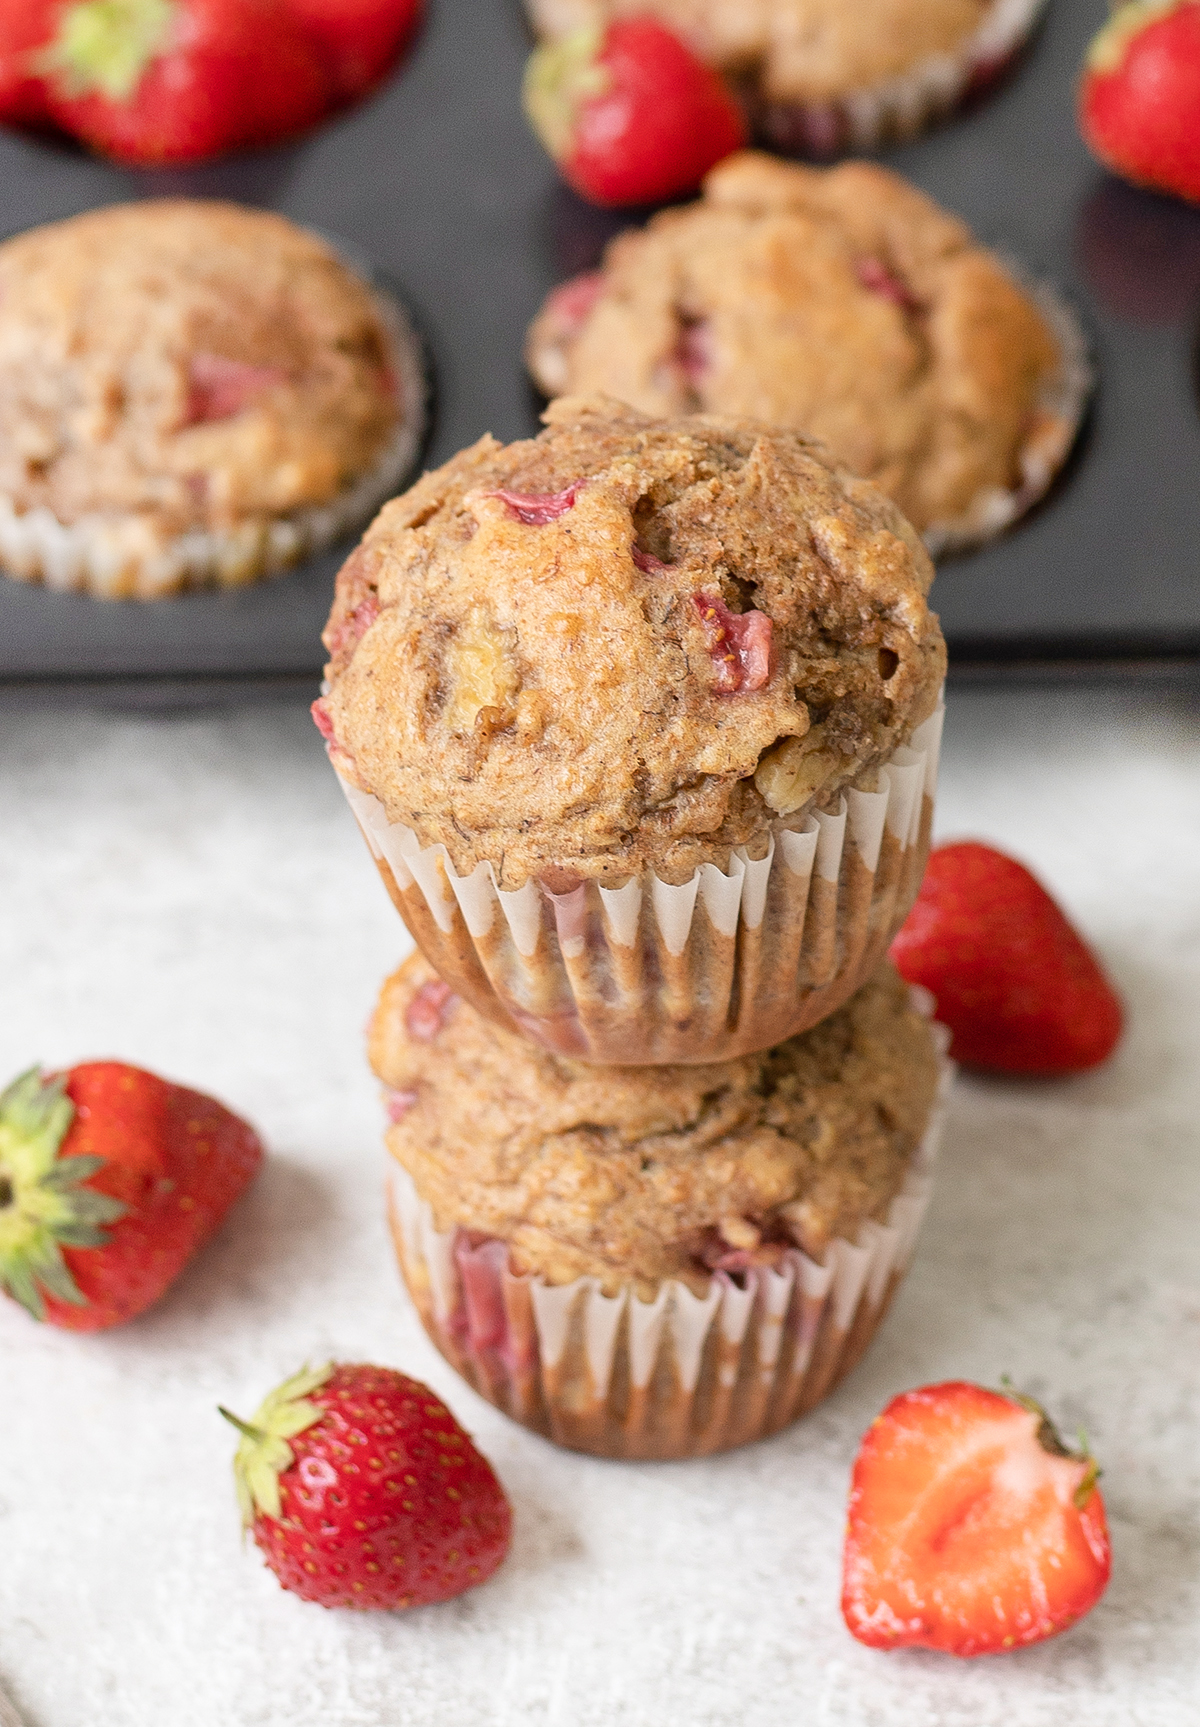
[752, 0, 1046, 156]
[386, 1027, 953, 1461]
[337, 700, 943, 1066]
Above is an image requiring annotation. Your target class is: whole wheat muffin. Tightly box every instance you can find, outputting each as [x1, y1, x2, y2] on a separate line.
[318, 394, 945, 893]
[374, 951, 950, 1457]
[528, 154, 1086, 550]
[0, 200, 425, 598]
[526, 0, 1044, 152]
[372, 952, 941, 1291]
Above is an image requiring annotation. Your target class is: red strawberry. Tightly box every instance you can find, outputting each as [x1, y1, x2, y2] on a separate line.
[523, 17, 747, 208]
[1079, 1, 1200, 205]
[283, 0, 423, 104]
[0, 6, 54, 127]
[890, 842, 1123, 1074]
[842, 1381, 1111, 1656]
[0, 1061, 262, 1330]
[221, 1362, 512, 1609]
[32, 0, 330, 166]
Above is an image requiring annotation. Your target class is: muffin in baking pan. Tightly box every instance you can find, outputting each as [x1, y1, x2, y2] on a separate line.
[0, 200, 426, 599]
[317, 394, 945, 1063]
[372, 952, 952, 1459]
[527, 153, 1089, 554]
[524, 0, 1047, 154]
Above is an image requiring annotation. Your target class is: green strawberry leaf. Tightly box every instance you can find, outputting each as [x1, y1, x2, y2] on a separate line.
[0, 1067, 127, 1320]
[221, 1364, 336, 1527]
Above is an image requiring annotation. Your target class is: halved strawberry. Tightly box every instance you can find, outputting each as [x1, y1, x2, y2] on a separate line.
[842, 1381, 1111, 1657]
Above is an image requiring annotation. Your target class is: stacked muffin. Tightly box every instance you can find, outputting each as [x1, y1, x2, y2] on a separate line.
[317, 395, 953, 1458]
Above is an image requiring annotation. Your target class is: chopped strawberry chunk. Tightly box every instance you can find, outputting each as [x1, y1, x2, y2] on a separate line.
[631, 545, 670, 574]
[183, 352, 286, 425]
[674, 315, 713, 385]
[310, 698, 336, 742]
[843, 1382, 1111, 1657]
[385, 1088, 419, 1123]
[855, 257, 920, 311]
[405, 979, 456, 1043]
[489, 480, 587, 524]
[694, 593, 773, 694]
[544, 271, 606, 335]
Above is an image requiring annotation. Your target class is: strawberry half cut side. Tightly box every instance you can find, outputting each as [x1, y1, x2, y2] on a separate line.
[0, 1068, 126, 1319]
[842, 1381, 1111, 1657]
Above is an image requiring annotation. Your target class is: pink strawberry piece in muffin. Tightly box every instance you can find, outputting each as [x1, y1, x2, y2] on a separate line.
[184, 352, 287, 424]
[854, 256, 920, 310]
[406, 979, 456, 1042]
[695, 593, 772, 693]
[489, 480, 587, 524]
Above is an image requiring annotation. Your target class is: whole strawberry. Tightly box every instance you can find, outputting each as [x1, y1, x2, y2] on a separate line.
[843, 1381, 1111, 1656]
[890, 841, 1123, 1074]
[221, 1363, 512, 1609]
[524, 17, 747, 208]
[29, 0, 331, 165]
[1079, 1, 1200, 205]
[0, 1062, 262, 1330]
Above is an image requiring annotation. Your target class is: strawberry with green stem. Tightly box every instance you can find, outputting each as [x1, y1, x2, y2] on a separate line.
[0, 1060, 262, 1331]
[221, 1362, 512, 1609]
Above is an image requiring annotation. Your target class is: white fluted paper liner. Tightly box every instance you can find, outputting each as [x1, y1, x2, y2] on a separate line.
[922, 272, 1092, 558]
[387, 1024, 953, 1460]
[0, 288, 427, 600]
[756, 0, 1047, 156]
[339, 700, 943, 1066]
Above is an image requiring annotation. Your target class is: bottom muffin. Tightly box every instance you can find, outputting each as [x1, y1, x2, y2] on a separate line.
[369, 955, 952, 1460]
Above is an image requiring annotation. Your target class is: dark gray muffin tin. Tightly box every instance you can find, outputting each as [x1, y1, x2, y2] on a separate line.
[1, 0, 1198, 703]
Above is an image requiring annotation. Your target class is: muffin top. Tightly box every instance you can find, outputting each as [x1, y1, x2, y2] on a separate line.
[320, 396, 944, 889]
[372, 952, 941, 1291]
[526, 0, 997, 105]
[528, 154, 1065, 538]
[0, 201, 401, 536]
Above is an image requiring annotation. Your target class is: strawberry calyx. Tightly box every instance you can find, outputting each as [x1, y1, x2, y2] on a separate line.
[1000, 1378, 1101, 1509]
[1085, 0, 1179, 71]
[523, 25, 611, 163]
[36, 0, 176, 102]
[0, 1068, 127, 1320]
[220, 1363, 335, 1527]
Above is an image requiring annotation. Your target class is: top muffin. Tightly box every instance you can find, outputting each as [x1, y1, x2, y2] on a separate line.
[527, 154, 1070, 541]
[319, 396, 945, 890]
[526, 0, 1004, 107]
[0, 201, 401, 553]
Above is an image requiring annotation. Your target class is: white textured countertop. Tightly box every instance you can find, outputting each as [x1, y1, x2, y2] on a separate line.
[2, 684, 1199, 1727]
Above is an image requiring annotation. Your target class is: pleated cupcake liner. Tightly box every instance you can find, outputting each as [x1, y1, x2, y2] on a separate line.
[755, 0, 1047, 156]
[337, 698, 943, 1067]
[922, 269, 1092, 558]
[0, 285, 427, 600]
[386, 1023, 953, 1461]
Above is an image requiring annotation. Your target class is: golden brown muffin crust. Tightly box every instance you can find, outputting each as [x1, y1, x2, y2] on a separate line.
[0, 201, 400, 536]
[527, 154, 1064, 536]
[526, 0, 995, 104]
[371, 953, 941, 1291]
[322, 396, 944, 889]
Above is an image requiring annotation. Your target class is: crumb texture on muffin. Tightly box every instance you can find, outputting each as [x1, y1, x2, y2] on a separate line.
[322, 396, 944, 888]
[0, 201, 401, 544]
[526, 0, 998, 104]
[370, 952, 941, 1290]
[527, 154, 1067, 538]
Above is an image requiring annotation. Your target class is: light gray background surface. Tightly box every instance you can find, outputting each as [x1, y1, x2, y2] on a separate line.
[2, 685, 1198, 1725]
